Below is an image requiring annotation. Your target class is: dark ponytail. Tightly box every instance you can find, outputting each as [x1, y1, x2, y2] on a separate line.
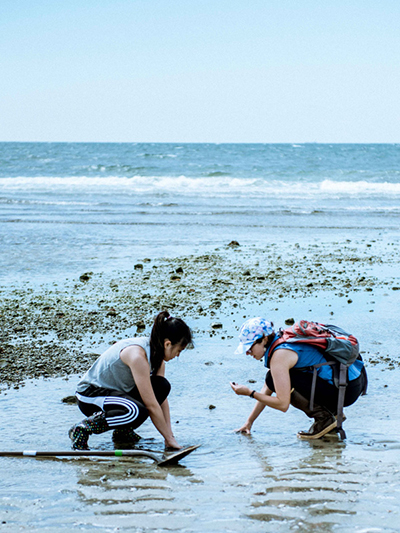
[149, 311, 193, 373]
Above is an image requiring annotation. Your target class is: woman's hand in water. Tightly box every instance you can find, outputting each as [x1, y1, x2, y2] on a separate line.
[230, 382, 251, 396]
[165, 436, 182, 450]
[234, 421, 252, 435]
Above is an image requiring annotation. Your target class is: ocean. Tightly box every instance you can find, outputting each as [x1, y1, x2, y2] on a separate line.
[1, 142, 399, 284]
[1, 143, 400, 531]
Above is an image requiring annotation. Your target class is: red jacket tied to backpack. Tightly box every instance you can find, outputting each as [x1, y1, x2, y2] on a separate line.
[267, 320, 360, 368]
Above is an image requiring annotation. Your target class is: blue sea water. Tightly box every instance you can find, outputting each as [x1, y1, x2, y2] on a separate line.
[0, 142, 399, 284]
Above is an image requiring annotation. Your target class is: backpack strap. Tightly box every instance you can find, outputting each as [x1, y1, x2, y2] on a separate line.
[307, 361, 336, 410]
[361, 363, 368, 395]
[336, 363, 348, 439]
[306, 361, 348, 439]
[266, 335, 285, 367]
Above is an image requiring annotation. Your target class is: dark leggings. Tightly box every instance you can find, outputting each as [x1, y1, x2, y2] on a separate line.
[265, 369, 366, 414]
[77, 375, 171, 429]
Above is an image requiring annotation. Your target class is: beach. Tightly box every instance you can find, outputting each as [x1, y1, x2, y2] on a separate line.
[1, 237, 400, 532]
[1, 142, 400, 532]
[1, 236, 399, 389]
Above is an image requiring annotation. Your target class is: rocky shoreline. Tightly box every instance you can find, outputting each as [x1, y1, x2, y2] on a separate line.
[1, 238, 399, 389]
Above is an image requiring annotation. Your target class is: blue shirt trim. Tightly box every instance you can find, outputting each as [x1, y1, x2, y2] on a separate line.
[265, 333, 363, 384]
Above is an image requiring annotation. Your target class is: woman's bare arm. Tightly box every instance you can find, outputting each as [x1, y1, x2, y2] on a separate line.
[231, 348, 298, 413]
[120, 346, 181, 449]
[234, 383, 271, 434]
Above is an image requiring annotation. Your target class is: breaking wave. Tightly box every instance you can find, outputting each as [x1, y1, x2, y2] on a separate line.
[1, 176, 400, 199]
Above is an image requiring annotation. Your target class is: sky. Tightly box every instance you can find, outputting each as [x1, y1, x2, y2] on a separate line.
[1, 0, 399, 143]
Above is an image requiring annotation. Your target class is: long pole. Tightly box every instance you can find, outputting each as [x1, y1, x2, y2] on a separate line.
[0, 444, 200, 466]
[0, 449, 160, 460]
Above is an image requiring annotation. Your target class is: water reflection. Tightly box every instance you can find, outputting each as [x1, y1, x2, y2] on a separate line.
[1, 368, 400, 532]
[247, 438, 357, 532]
[72, 456, 200, 530]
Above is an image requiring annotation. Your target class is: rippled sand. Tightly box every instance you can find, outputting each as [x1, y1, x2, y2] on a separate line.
[0, 346, 399, 532]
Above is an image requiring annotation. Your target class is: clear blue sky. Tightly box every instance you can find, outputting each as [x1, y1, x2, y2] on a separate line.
[1, 0, 399, 143]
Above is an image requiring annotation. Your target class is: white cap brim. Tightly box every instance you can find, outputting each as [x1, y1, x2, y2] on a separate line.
[234, 341, 254, 355]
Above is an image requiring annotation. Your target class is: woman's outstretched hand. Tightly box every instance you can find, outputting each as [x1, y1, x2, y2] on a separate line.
[165, 437, 182, 450]
[230, 381, 251, 396]
[231, 382, 253, 434]
[234, 421, 252, 434]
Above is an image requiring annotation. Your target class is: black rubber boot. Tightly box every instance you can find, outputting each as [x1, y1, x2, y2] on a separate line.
[112, 426, 141, 447]
[68, 411, 109, 450]
[291, 390, 337, 440]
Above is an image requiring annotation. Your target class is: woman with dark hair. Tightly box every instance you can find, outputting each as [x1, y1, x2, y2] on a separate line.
[230, 317, 366, 439]
[69, 311, 192, 450]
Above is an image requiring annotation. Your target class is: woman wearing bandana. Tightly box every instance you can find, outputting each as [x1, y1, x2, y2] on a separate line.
[230, 317, 366, 439]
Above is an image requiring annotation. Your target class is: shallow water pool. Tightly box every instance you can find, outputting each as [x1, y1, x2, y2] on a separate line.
[0, 334, 399, 533]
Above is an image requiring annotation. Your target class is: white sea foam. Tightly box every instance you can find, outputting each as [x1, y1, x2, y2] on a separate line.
[320, 179, 400, 195]
[1, 175, 400, 198]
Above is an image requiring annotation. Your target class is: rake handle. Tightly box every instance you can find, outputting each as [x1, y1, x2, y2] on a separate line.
[0, 444, 200, 466]
[0, 450, 160, 460]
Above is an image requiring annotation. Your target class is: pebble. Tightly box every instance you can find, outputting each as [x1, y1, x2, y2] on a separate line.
[0, 241, 396, 389]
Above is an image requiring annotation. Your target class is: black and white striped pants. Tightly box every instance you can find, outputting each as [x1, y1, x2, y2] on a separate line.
[76, 375, 171, 429]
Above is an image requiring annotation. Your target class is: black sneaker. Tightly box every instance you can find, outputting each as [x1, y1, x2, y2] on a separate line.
[112, 427, 141, 447]
[69, 424, 90, 450]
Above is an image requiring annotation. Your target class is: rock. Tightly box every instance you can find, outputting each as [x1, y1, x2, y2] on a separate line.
[79, 272, 93, 282]
[175, 267, 184, 274]
[211, 322, 223, 329]
[134, 264, 143, 270]
[208, 404, 216, 410]
[85, 352, 100, 360]
[62, 395, 77, 404]
[285, 318, 295, 325]
[107, 308, 117, 317]
[205, 361, 214, 366]
[228, 241, 240, 247]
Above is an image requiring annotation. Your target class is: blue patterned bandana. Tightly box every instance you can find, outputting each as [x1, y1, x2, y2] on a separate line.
[234, 317, 274, 354]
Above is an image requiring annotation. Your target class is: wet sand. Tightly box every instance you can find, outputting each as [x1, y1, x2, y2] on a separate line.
[1, 236, 399, 389]
[1, 235, 400, 532]
[0, 343, 399, 532]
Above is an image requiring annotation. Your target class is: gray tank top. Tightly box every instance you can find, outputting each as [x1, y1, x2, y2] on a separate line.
[76, 337, 151, 393]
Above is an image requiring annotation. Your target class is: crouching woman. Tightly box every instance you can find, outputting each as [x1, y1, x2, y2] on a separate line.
[69, 311, 192, 450]
[230, 317, 366, 439]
